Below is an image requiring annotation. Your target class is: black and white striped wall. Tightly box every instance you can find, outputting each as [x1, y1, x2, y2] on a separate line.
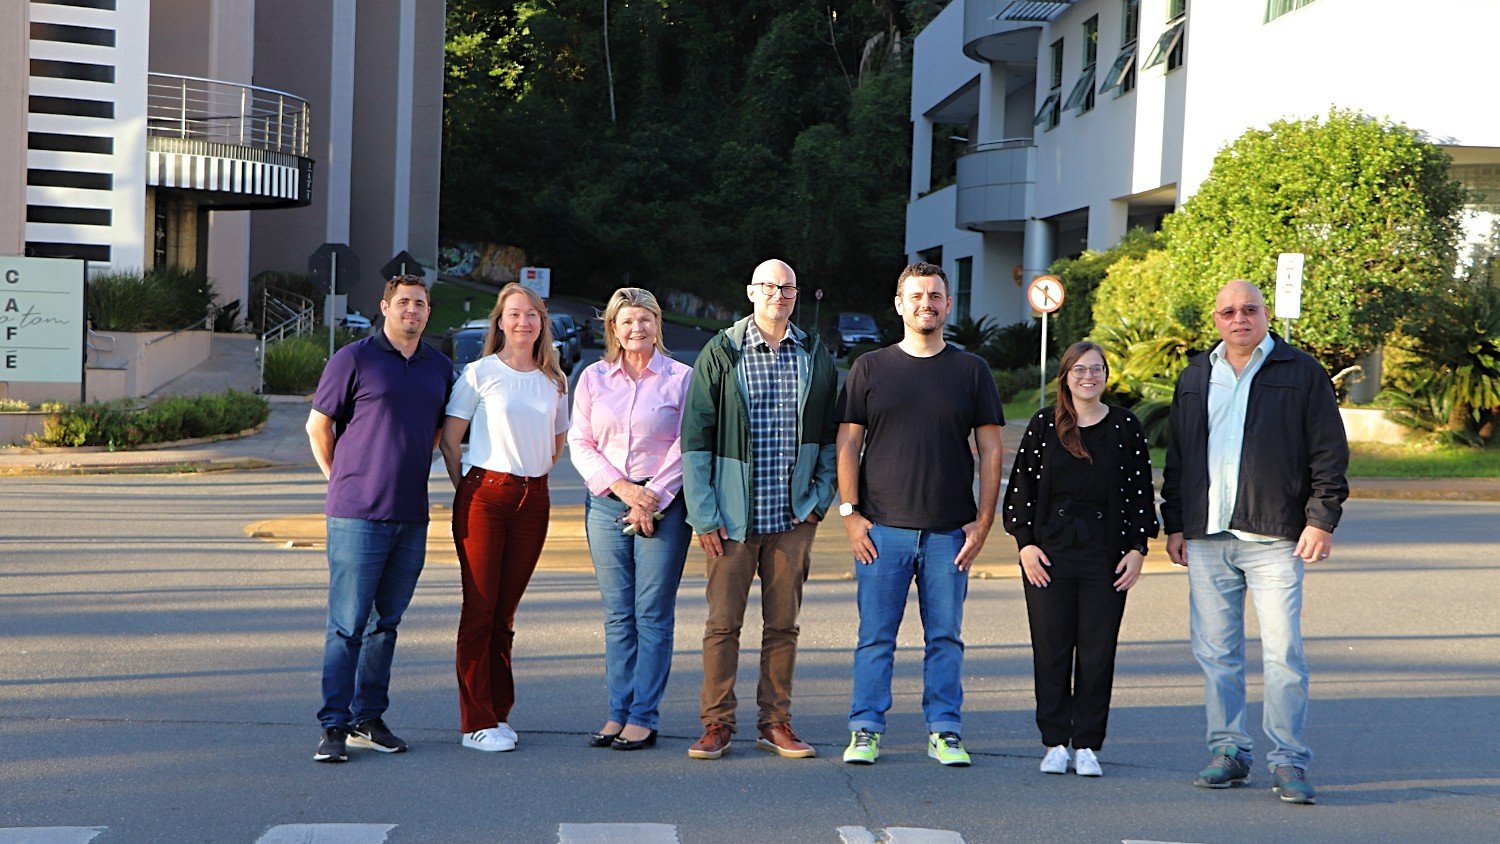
[25, 0, 147, 268]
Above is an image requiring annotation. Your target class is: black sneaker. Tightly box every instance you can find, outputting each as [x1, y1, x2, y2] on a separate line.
[349, 717, 407, 753]
[1194, 744, 1252, 788]
[314, 726, 349, 763]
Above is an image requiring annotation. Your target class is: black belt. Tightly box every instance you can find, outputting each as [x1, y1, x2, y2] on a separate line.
[1036, 500, 1106, 548]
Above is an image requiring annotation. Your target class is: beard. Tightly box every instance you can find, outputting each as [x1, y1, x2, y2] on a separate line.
[906, 311, 941, 335]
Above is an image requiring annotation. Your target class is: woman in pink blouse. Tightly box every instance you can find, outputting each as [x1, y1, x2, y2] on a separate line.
[568, 287, 693, 751]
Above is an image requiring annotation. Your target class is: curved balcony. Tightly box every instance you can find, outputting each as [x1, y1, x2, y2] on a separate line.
[144, 73, 314, 209]
[955, 139, 1035, 231]
[963, 0, 1046, 64]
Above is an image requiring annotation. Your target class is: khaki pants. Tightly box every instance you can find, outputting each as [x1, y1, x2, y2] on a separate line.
[699, 521, 817, 732]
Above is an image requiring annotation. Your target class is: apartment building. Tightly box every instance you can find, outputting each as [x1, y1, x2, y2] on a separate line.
[2, 0, 445, 313]
[908, 0, 1500, 328]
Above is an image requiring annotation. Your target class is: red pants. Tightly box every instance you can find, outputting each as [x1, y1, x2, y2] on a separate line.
[452, 467, 550, 732]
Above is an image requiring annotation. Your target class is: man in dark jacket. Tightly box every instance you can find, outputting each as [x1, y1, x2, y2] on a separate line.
[1162, 279, 1349, 806]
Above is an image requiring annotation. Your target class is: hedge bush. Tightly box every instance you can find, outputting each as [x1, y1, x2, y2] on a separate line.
[262, 331, 362, 394]
[28, 391, 269, 448]
[87, 265, 216, 332]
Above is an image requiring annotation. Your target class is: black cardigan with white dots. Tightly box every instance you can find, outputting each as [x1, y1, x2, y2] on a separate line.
[1003, 404, 1160, 557]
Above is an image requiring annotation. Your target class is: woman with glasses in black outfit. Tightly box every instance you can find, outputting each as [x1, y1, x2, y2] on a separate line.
[1003, 341, 1158, 778]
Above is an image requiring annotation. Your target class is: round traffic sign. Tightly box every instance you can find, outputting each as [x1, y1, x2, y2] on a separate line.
[1027, 275, 1065, 314]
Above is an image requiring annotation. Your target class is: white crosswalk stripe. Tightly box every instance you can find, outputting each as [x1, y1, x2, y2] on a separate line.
[0, 830, 104, 844]
[556, 823, 679, 843]
[839, 829, 965, 843]
[837, 827, 879, 844]
[254, 825, 396, 844]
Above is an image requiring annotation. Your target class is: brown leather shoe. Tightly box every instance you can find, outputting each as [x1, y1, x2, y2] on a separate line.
[688, 723, 733, 759]
[757, 723, 816, 758]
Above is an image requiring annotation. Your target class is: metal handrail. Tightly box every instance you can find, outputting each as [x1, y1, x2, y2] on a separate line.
[960, 138, 1037, 155]
[146, 73, 311, 157]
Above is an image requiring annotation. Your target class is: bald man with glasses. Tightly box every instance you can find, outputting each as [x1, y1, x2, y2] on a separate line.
[1162, 279, 1349, 805]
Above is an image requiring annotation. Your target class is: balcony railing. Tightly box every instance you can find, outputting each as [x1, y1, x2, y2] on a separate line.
[146, 73, 310, 157]
[956, 139, 1036, 229]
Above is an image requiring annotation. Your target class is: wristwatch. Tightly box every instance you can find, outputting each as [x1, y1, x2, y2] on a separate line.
[838, 502, 858, 518]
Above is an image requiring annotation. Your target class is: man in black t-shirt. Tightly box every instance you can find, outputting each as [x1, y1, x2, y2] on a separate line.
[835, 262, 1005, 767]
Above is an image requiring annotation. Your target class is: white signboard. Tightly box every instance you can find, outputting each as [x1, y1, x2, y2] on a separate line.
[520, 266, 551, 299]
[1, 257, 86, 382]
[1276, 252, 1305, 319]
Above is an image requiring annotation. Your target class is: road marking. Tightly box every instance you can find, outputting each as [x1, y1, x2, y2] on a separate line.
[0, 830, 105, 844]
[837, 830, 965, 844]
[255, 825, 397, 843]
[885, 829, 965, 843]
[1123, 841, 1204, 844]
[557, 824, 679, 843]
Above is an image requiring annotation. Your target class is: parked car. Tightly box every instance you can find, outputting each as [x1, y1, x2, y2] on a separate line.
[829, 311, 882, 357]
[551, 314, 581, 369]
[441, 319, 571, 378]
[338, 309, 372, 336]
[554, 312, 586, 348]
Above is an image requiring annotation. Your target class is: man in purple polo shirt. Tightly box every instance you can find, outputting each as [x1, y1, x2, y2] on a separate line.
[305, 274, 451, 763]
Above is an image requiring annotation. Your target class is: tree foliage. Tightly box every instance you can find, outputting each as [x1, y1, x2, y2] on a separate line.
[1151, 109, 1467, 374]
[442, 0, 927, 319]
[1048, 226, 1161, 350]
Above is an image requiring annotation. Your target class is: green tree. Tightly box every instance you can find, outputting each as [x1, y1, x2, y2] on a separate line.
[1048, 226, 1161, 350]
[1159, 108, 1466, 374]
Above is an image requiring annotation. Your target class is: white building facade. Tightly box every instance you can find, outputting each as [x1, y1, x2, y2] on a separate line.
[908, 0, 1500, 329]
[2, 0, 445, 313]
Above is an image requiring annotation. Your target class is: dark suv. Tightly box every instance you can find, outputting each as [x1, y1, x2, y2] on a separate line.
[830, 312, 882, 357]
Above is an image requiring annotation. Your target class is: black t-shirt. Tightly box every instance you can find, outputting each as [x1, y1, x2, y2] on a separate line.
[839, 344, 1005, 530]
[1050, 420, 1111, 508]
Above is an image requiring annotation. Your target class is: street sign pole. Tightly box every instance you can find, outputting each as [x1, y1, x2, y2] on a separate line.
[1039, 311, 1048, 411]
[1025, 274, 1066, 412]
[1276, 252, 1305, 344]
[329, 252, 337, 359]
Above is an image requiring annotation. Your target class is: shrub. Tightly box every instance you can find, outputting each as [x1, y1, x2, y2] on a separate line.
[847, 342, 883, 366]
[983, 320, 1042, 370]
[27, 391, 268, 448]
[87, 265, 216, 332]
[993, 364, 1041, 404]
[263, 336, 331, 395]
[1048, 227, 1161, 350]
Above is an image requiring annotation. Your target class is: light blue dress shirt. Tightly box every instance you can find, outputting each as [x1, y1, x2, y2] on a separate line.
[1205, 333, 1280, 541]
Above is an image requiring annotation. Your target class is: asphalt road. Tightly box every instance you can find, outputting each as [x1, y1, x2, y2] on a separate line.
[2, 469, 1498, 843]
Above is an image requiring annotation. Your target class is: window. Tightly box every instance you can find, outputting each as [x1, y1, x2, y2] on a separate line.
[1036, 39, 1064, 129]
[1067, 15, 1098, 113]
[1265, 0, 1319, 22]
[1142, 0, 1186, 74]
[954, 258, 972, 322]
[1102, 0, 1140, 95]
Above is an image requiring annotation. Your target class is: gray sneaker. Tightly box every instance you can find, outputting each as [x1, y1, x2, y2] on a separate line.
[1272, 765, 1317, 804]
[1194, 745, 1252, 788]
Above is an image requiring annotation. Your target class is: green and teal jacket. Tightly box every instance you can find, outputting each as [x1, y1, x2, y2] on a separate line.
[680, 316, 839, 541]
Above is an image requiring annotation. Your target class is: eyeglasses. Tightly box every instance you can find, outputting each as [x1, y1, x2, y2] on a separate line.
[1214, 305, 1263, 320]
[1069, 364, 1106, 378]
[757, 282, 800, 299]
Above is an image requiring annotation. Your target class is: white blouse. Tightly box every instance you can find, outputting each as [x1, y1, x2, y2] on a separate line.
[445, 355, 569, 478]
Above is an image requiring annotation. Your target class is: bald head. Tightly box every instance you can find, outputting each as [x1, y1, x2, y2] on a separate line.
[747, 258, 798, 335]
[1212, 279, 1270, 359]
[751, 259, 795, 287]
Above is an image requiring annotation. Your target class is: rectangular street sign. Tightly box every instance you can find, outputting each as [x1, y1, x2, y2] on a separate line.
[0, 257, 86, 383]
[521, 266, 551, 298]
[1276, 252, 1305, 319]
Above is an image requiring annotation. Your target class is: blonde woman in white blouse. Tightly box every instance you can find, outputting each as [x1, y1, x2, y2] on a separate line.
[438, 282, 569, 753]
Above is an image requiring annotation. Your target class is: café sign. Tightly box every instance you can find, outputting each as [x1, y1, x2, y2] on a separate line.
[0, 257, 86, 383]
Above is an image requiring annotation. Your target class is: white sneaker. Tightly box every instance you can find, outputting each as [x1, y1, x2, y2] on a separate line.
[1074, 747, 1102, 777]
[462, 727, 516, 752]
[1040, 745, 1070, 774]
[495, 722, 518, 744]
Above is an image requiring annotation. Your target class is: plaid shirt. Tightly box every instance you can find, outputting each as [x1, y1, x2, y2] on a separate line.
[742, 322, 800, 535]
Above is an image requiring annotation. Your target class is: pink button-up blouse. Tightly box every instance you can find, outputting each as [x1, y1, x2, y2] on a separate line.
[567, 350, 692, 509]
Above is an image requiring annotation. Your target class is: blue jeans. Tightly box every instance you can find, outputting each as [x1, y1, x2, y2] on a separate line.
[849, 525, 969, 735]
[585, 493, 691, 731]
[318, 517, 428, 728]
[1187, 533, 1311, 770]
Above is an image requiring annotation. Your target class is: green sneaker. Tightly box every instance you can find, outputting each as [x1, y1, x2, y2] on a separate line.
[1272, 765, 1317, 805]
[843, 729, 880, 764]
[1194, 745, 1252, 788]
[927, 731, 971, 767]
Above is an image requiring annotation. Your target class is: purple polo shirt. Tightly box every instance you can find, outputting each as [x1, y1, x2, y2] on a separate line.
[312, 331, 452, 522]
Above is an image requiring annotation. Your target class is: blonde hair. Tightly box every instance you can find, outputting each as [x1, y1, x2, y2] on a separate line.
[482, 283, 567, 392]
[601, 287, 670, 363]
